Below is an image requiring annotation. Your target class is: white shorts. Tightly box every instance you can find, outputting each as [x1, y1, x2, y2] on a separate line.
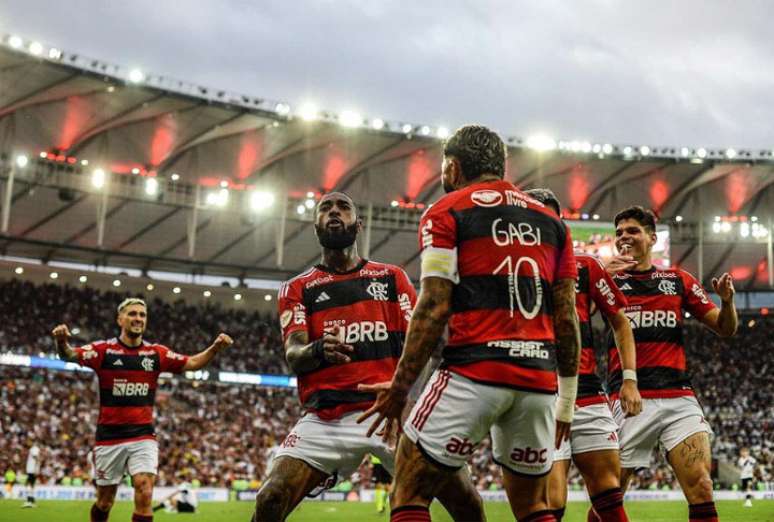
[273, 410, 394, 481]
[612, 395, 712, 469]
[92, 439, 158, 486]
[403, 369, 556, 476]
[555, 402, 620, 461]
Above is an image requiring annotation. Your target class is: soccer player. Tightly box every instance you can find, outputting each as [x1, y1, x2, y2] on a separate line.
[22, 441, 41, 508]
[52, 298, 233, 522]
[371, 454, 392, 514]
[737, 447, 756, 507]
[253, 192, 484, 522]
[359, 125, 582, 522]
[606, 206, 737, 522]
[526, 189, 641, 522]
[152, 480, 197, 513]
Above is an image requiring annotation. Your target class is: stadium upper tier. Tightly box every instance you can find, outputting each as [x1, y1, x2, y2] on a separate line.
[0, 34, 772, 290]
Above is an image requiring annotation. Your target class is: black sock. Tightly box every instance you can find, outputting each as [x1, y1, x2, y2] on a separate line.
[152, 504, 164, 512]
[553, 507, 566, 520]
[90, 504, 110, 522]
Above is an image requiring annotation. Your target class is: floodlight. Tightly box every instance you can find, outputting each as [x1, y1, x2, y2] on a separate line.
[299, 103, 318, 121]
[8, 36, 23, 49]
[526, 135, 557, 152]
[92, 169, 106, 189]
[15, 155, 28, 168]
[436, 127, 450, 139]
[371, 118, 385, 130]
[340, 111, 362, 128]
[29, 42, 43, 55]
[128, 69, 145, 83]
[145, 178, 159, 196]
[250, 190, 275, 211]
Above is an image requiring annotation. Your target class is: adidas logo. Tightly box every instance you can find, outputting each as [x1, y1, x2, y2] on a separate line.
[315, 292, 331, 303]
[112, 359, 123, 366]
[619, 283, 633, 291]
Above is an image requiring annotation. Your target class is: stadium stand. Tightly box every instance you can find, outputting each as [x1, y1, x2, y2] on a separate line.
[1, 279, 771, 492]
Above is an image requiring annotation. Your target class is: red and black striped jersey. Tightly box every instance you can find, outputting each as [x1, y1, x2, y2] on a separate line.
[607, 267, 716, 399]
[574, 253, 627, 406]
[418, 180, 577, 393]
[278, 259, 417, 420]
[74, 338, 189, 445]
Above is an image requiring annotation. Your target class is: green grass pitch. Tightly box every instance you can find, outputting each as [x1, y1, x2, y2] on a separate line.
[2, 499, 773, 521]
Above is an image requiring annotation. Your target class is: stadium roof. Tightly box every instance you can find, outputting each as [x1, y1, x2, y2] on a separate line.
[1, 34, 773, 290]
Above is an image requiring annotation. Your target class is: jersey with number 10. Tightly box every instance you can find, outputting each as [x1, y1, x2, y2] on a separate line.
[418, 180, 576, 393]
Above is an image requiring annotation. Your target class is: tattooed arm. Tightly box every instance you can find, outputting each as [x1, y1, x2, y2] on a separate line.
[552, 278, 581, 378]
[358, 277, 453, 438]
[390, 277, 453, 395]
[551, 277, 581, 448]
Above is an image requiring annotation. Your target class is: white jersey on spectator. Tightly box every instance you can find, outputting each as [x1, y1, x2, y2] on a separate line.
[25, 445, 40, 474]
[178, 482, 197, 507]
[738, 456, 757, 480]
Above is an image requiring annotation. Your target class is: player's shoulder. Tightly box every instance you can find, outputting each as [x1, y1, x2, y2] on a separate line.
[85, 339, 112, 351]
[280, 265, 321, 295]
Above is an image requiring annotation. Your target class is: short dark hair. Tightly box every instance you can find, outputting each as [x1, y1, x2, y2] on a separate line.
[524, 188, 561, 216]
[443, 125, 506, 181]
[614, 205, 656, 233]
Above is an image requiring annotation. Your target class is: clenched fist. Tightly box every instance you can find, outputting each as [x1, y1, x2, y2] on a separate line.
[212, 333, 233, 351]
[51, 324, 71, 344]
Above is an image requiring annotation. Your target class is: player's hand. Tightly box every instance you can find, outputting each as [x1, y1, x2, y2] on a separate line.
[356, 381, 407, 444]
[212, 333, 233, 352]
[321, 325, 354, 364]
[555, 420, 571, 450]
[620, 379, 642, 417]
[712, 272, 735, 303]
[51, 324, 71, 343]
[606, 255, 637, 274]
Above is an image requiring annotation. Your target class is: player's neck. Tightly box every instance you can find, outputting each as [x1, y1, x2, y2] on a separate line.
[457, 173, 501, 189]
[633, 254, 653, 272]
[119, 332, 143, 348]
[320, 245, 361, 273]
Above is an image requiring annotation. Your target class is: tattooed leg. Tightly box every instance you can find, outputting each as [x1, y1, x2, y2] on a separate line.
[667, 432, 713, 504]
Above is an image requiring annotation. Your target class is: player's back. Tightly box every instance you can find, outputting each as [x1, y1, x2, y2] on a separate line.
[419, 179, 576, 393]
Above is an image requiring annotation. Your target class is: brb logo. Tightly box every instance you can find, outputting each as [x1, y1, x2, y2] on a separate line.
[445, 437, 477, 456]
[366, 281, 389, 301]
[340, 321, 389, 343]
[510, 446, 548, 465]
[112, 379, 150, 397]
[625, 310, 677, 328]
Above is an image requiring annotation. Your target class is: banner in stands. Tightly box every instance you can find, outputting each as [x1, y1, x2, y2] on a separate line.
[8, 486, 229, 502]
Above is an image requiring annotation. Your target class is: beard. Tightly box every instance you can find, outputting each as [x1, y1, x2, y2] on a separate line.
[316, 222, 358, 250]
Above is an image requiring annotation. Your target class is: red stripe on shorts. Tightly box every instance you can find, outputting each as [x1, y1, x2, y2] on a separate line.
[412, 370, 450, 431]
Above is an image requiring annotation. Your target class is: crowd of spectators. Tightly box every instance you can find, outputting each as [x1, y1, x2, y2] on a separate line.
[0, 279, 287, 374]
[0, 278, 771, 492]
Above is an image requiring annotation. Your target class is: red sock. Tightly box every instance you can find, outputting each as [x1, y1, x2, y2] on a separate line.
[689, 501, 718, 522]
[90, 504, 109, 522]
[590, 488, 628, 522]
[587, 506, 601, 522]
[521, 510, 557, 522]
[391, 505, 431, 522]
[131, 514, 153, 522]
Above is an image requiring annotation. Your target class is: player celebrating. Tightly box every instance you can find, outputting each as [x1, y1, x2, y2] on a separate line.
[253, 192, 483, 522]
[52, 298, 232, 522]
[359, 125, 582, 522]
[526, 189, 640, 522]
[21, 440, 41, 508]
[737, 447, 756, 507]
[606, 206, 737, 522]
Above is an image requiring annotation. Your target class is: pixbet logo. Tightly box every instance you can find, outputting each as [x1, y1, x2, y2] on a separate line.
[510, 446, 548, 464]
[445, 437, 476, 456]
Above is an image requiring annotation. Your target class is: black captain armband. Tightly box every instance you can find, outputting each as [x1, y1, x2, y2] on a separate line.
[311, 339, 326, 361]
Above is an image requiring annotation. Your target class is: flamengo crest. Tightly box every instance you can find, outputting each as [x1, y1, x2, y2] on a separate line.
[366, 281, 389, 301]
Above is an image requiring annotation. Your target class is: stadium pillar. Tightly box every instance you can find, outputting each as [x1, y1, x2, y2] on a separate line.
[188, 185, 200, 259]
[1, 163, 15, 233]
[276, 191, 287, 267]
[96, 184, 109, 247]
[768, 217, 773, 288]
[363, 202, 373, 258]
[698, 219, 704, 283]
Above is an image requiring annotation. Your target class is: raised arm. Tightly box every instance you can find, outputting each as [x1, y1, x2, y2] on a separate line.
[700, 273, 737, 338]
[551, 277, 582, 447]
[183, 333, 233, 371]
[51, 324, 77, 362]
